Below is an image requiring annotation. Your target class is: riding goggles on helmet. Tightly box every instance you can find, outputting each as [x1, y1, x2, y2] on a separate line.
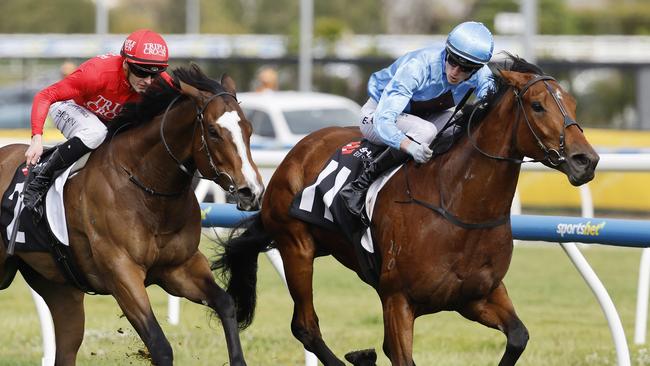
[446, 51, 482, 73]
[128, 62, 165, 78]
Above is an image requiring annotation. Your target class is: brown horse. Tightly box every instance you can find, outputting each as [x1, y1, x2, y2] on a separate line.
[214, 55, 599, 365]
[0, 65, 263, 365]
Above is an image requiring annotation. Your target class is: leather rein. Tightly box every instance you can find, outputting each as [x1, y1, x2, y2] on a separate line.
[398, 75, 582, 229]
[467, 75, 582, 166]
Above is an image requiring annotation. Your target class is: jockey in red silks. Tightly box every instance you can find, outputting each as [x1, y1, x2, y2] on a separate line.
[23, 29, 174, 218]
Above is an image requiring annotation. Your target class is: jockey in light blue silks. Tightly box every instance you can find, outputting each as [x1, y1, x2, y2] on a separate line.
[339, 21, 496, 218]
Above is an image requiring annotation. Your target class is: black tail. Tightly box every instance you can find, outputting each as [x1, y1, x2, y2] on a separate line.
[212, 213, 272, 329]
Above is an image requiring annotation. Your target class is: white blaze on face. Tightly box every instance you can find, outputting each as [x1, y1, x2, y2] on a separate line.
[214, 111, 263, 197]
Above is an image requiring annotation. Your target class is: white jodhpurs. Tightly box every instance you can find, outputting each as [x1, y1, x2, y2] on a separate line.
[49, 100, 108, 149]
[359, 98, 454, 146]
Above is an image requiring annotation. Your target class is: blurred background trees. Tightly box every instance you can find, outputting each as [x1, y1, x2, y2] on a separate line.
[1, 0, 649, 36]
[0, 0, 649, 129]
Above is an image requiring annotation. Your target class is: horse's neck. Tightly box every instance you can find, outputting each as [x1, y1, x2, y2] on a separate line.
[112, 102, 197, 193]
[428, 97, 522, 220]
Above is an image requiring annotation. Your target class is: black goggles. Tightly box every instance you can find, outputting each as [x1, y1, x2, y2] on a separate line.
[128, 63, 164, 78]
[446, 52, 482, 73]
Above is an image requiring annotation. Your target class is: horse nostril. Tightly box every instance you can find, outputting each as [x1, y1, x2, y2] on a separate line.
[571, 153, 591, 168]
[237, 187, 253, 199]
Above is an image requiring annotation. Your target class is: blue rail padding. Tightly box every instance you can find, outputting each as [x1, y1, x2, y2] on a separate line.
[511, 215, 650, 248]
[200, 203, 257, 228]
[200, 204, 650, 248]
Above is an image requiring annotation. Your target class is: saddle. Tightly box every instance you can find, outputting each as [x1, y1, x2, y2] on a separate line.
[0, 151, 95, 292]
[289, 118, 468, 287]
[25, 147, 91, 214]
[289, 139, 384, 286]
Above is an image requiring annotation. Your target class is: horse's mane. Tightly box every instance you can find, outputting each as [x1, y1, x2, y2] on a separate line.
[108, 63, 227, 136]
[430, 52, 544, 155]
[456, 52, 544, 128]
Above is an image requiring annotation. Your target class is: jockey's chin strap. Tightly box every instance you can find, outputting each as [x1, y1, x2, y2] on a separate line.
[123, 90, 238, 197]
[467, 75, 582, 166]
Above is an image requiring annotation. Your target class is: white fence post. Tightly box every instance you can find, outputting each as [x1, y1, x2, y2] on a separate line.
[560, 243, 631, 366]
[30, 288, 55, 366]
[635, 248, 650, 344]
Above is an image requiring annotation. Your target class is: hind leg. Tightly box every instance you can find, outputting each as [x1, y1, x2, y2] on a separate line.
[459, 282, 529, 366]
[20, 265, 85, 366]
[158, 252, 246, 366]
[277, 232, 346, 366]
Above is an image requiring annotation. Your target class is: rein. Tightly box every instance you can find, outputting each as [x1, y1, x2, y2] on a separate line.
[396, 75, 581, 229]
[396, 164, 510, 229]
[467, 75, 582, 166]
[122, 90, 238, 197]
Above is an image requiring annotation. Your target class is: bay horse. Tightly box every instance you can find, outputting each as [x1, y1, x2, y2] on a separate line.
[215, 55, 599, 365]
[0, 64, 263, 365]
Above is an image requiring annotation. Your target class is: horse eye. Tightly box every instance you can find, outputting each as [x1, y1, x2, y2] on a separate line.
[531, 101, 544, 112]
[207, 125, 221, 139]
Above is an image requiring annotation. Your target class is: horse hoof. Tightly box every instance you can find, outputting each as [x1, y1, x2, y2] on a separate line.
[344, 348, 377, 366]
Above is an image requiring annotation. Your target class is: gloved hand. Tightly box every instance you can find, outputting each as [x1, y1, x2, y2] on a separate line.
[405, 141, 432, 163]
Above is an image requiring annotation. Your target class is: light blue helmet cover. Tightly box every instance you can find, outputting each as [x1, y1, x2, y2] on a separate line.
[445, 21, 494, 65]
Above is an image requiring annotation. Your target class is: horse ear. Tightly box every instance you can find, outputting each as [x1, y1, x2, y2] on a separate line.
[498, 69, 528, 88]
[178, 80, 202, 99]
[221, 74, 237, 95]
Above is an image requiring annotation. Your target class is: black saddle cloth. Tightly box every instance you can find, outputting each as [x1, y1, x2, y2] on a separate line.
[0, 162, 54, 252]
[289, 139, 386, 286]
[287, 121, 467, 287]
[0, 159, 96, 293]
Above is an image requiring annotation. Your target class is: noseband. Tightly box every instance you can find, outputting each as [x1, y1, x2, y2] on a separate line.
[468, 75, 582, 166]
[159, 91, 239, 194]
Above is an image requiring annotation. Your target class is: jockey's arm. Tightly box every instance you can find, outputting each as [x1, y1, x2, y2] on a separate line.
[27, 72, 88, 164]
[373, 58, 426, 150]
[31, 73, 87, 137]
[474, 66, 495, 99]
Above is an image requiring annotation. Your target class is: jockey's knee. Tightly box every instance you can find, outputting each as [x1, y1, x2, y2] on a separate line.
[418, 122, 438, 145]
[78, 125, 107, 149]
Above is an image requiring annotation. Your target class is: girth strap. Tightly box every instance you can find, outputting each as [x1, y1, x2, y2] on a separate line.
[49, 236, 97, 294]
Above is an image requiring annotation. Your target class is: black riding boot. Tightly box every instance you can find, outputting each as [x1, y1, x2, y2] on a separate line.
[23, 137, 92, 219]
[339, 147, 409, 218]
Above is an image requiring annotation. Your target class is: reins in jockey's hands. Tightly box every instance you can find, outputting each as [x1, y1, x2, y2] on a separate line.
[403, 139, 432, 163]
[340, 21, 494, 220]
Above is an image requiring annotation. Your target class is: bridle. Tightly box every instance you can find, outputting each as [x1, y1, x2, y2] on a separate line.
[397, 75, 583, 229]
[467, 75, 582, 166]
[161, 91, 239, 191]
[123, 90, 239, 197]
